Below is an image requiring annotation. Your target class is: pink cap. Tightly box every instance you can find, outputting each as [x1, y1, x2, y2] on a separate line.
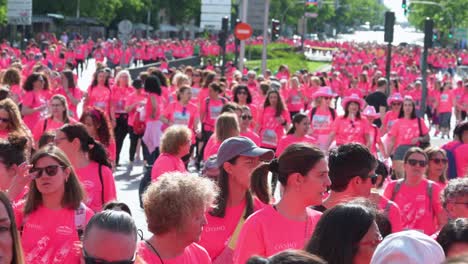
[362, 106, 380, 118]
[387, 93, 404, 105]
[342, 93, 365, 110]
[312, 86, 337, 99]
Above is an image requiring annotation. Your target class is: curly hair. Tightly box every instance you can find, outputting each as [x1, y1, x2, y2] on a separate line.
[441, 178, 468, 209]
[143, 172, 218, 235]
[159, 125, 192, 155]
[79, 107, 114, 147]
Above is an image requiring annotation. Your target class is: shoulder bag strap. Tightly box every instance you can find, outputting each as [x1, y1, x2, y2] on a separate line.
[227, 206, 247, 250]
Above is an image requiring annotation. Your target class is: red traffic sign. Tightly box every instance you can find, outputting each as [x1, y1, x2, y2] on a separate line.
[234, 22, 253, 41]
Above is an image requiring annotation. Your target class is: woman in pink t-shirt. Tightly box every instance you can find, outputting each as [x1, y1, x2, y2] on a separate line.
[84, 69, 114, 124]
[20, 72, 51, 130]
[257, 90, 290, 150]
[309, 87, 337, 151]
[434, 82, 455, 139]
[424, 147, 448, 187]
[239, 106, 261, 146]
[387, 96, 429, 179]
[80, 107, 117, 164]
[233, 85, 258, 129]
[151, 125, 192, 182]
[285, 77, 305, 119]
[383, 147, 446, 235]
[326, 94, 371, 150]
[362, 106, 387, 158]
[55, 123, 116, 212]
[16, 145, 94, 263]
[203, 113, 240, 161]
[233, 144, 328, 264]
[199, 136, 274, 263]
[32, 94, 76, 143]
[381, 93, 403, 135]
[144, 75, 163, 165]
[138, 172, 216, 264]
[276, 113, 317, 157]
[0, 99, 32, 145]
[57, 70, 82, 118]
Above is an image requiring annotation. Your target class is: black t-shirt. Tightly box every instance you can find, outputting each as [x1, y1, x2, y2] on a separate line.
[365, 91, 388, 127]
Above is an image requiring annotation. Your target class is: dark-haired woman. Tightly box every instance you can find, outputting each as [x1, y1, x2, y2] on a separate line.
[55, 123, 116, 212]
[84, 69, 114, 125]
[80, 107, 117, 164]
[305, 202, 382, 264]
[276, 113, 317, 156]
[257, 90, 290, 151]
[58, 70, 82, 118]
[20, 73, 51, 130]
[0, 135, 32, 203]
[125, 79, 147, 163]
[143, 75, 163, 165]
[233, 143, 329, 264]
[14, 145, 94, 263]
[233, 85, 258, 129]
[32, 95, 76, 143]
[0, 191, 25, 264]
[387, 96, 430, 179]
[424, 147, 448, 188]
[199, 136, 274, 263]
[326, 93, 371, 150]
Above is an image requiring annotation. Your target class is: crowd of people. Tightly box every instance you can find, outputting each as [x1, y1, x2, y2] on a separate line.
[0, 35, 466, 264]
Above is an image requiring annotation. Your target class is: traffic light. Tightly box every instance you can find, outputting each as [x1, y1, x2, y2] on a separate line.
[271, 19, 280, 41]
[424, 18, 434, 48]
[402, 0, 407, 9]
[218, 17, 229, 47]
[384, 11, 395, 43]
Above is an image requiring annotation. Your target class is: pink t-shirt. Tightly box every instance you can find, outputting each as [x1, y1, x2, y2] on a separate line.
[204, 136, 220, 161]
[276, 135, 317, 157]
[15, 204, 94, 264]
[151, 153, 186, 182]
[162, 101, 199, 143]
[331, 117, 370, 146]
[32, 118, 76, 143]
[126, 91, 147, 126]
[442, 141, 468, 177]
[310, 107, 335, 135]
[389, 118, 429, 148]
[138, 241, 211, 264]
[201, 98, 225, 133]
[258, 107, 290, 148]
[145, 93, 162, 122]
[240, 130, 261, 146]
[383, 179, 443, 235]
[368, 124, 382, 156]
[86, 85, 112, 115]
[377, 196, 403, 233]
[436, 90, 454, 113]
[75, 162, 117, 212]
[111, 86, 133, 114]
[56, 87, 83, 118]
[285, 89, 304, 112]
[233, 206, 322, 264]
[199, 198, 265, 260]
[21, 90, 50, 130]
[382, 110, 399, 133]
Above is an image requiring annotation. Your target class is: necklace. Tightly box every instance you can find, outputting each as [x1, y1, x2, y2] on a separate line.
[145, 240, 164, 264]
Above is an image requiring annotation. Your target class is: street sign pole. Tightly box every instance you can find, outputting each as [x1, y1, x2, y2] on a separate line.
[238, 0, 248, 72]
[384, 11, 395, 96]
[421, 18, 433, 118]
[261, 0, 270, 74]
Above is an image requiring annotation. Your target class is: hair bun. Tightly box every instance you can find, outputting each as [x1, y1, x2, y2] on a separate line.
[7, 134, 28, 150]
[268, 159, 279, 174]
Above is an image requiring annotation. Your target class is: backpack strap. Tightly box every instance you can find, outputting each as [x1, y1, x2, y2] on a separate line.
[383, 199, 392, 216]
[329, 107, 336, 120]
[98, 164, 104, 204]
[310, 107, 317, 121]
[227, 206, 247, 250]
[75, 202, 87, 241]
[427, 181, 433, 214]
[417, 117, 423, 137]
[389, 179, 404, 202]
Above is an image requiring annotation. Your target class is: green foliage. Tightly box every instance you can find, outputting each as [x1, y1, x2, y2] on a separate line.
[0, 0, 6, 25]
[407, 0, 467, 44]
[245, 57, 326, 74]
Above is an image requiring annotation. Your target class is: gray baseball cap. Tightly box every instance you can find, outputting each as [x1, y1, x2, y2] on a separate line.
[216, 136, 274, 167]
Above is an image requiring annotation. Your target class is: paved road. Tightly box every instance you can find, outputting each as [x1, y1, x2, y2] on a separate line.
[76, 58, 454, 238]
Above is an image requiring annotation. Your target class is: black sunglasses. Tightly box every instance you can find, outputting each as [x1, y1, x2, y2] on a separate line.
[83, 249, 136, 264]
[30, 165, 64, 179]
[363, 174, 378, 185]
[430, 158, 448, 165]
[0, 117, 10, 123]
[241, 115, 252, 120]
[407, 159, 427, 167]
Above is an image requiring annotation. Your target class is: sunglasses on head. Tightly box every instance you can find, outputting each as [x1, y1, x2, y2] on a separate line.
[241, 115, 252, 120]
[83, 249, 136, 264]
[406, 159, 427, 167]
[430, 158, 448, 165]
[30, 165, 64, 179]
[0, 117, 10, 123]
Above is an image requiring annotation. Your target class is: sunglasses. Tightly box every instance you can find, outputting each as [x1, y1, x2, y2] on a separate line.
[430, 158, 448, 165]
[237, 91, 248, 95]
[406, 159, 427, 167]
[0, 117, 10, 123]
[391, 103, 402, 106]
[241, 115, 252, 120]
[363, 174, 378, 185]
[323, 97, 332, 100]
[83, 250, 136, 264]
[30, 165, 64, 179]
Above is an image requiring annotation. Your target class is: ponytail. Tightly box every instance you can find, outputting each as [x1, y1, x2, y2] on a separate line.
[250, 163, 271, 204]
[87, 136, 112, 168]
[246, 256, 269, 264]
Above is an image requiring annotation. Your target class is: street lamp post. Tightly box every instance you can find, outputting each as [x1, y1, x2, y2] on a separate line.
[76, 0, 80, 19]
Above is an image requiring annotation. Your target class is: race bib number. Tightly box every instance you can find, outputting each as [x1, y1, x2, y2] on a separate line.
[262, 129, 278, 146]
[173, 111, 190, 125]
[210, 105, 222, 120]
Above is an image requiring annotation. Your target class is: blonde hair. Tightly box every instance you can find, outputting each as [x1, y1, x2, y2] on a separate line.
[215, 113, 240, 142]
[143, 172, 218, 235]
[115, 70, 132, 87]
[159, 125, 192, 155]
[424, 146, 448, 184]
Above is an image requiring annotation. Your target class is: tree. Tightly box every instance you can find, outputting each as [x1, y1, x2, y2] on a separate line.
[408, 0, 467, 44]
[0, 0, 6, 25]
[160, 0, 201, 25]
